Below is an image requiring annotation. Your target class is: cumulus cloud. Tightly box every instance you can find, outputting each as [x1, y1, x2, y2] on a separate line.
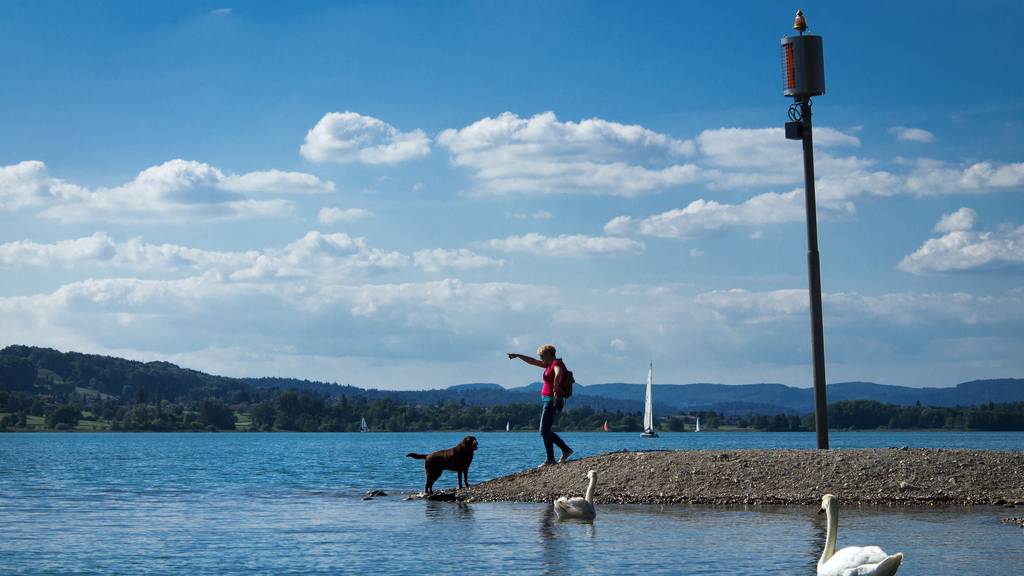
[219, 170, 335, 194]
[0, 230, 407, 281]
[0, 273, 556, 366]
[0, 160, 86, 211]
[300, 111, 430, 164]
[413, 248, 505, 273]
[697, 127, 860, 169]
[934, 207, 978, 233]
[318, 207, 374, 224]
[898, 209, 1024, 274]
[0, 232, 249, 271]
[436, 111, 698, 196]
[889, 126, 936, 143]
[905, 159, 1024, 196]
[0, 159, 333, 223]
[229, 231, 408, 281]
[488, 233, 644, 257]
[695, 287, 1024, 326]
[604, 190, 811, 238]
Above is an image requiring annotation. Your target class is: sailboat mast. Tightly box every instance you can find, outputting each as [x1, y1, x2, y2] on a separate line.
[644, 360, 654, 431]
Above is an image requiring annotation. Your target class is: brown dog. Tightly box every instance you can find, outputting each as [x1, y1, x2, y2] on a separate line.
[406, 436, 478, 494]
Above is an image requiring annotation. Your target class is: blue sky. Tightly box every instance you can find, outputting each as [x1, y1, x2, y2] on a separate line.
[1, 1, 1022, 389]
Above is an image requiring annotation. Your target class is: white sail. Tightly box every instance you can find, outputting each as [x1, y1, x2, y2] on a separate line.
[643, 361, 654, 432]
[360, 417, 368, 432]
[695, 416, 701, 432]
[506, 421, 510, 432]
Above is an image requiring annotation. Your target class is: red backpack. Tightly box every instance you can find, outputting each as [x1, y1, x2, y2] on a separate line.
[556, 360, 575, 398]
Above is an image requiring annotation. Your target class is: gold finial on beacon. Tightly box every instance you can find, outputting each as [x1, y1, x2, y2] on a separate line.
[793, 10, 807, 33]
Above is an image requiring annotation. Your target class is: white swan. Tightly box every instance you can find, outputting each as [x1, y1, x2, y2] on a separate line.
[817, 494, 904, 576]
[553, 470, 597, 521]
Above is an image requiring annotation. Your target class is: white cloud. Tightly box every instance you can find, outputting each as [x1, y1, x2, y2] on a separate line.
[436, 111, 698, 196]
[697, 127, 860, 169]
[889, 126, 936, 143]
[0, 232, 249, 271]
[506, 209, 555, 221]
[210, 8, 232, 16]
[229, 231, 408, 281]
[300, 111, 430, 164]
[0, 232, 119, 268]
[696, 127, 882, 198]
[688, 248, 704, 258]
[0, 160, 86, 211]
[219, 170, 335, 194]
[488, 233, 644, 257]
[934, 207, 978, 233]
[905, 159, 1024, 196]
[0, 159, 333, 223]
[604, 190, 811, 238]
[0, 230, 407, 281]
[898, 210, 1024, 274]
[413, 248, 505, 273]
[695, 287, 1024, 326]
[318, 207, 374, 224]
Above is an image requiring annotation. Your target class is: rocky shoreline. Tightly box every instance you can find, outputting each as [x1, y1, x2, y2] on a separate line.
[438, 448, 1024, 507]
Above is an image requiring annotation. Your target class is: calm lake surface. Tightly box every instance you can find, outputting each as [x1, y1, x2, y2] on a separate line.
[2, 431, 1021, 575]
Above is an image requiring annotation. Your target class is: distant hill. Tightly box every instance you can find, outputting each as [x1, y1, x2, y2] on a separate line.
[2, 345, 1022, 415]
[513, 379, 1024, 414]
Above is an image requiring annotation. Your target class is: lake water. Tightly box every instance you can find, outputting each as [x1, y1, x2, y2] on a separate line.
[1, 431, 1021, 575]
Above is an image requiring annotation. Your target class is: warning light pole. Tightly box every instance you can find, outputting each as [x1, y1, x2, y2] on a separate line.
[782, 10, 830, 449]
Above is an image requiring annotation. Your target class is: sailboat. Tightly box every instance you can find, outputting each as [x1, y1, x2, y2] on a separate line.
[506, 421, 511, 432]
[641, 361, 659, 438]
[602, 421, 609, 432]
[360, 417, 369, 433]
[695, 416, 701, 432]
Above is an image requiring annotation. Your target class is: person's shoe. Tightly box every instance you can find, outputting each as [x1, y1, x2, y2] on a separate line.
[537, 460, 557, 468]
[559, 448, 574, 463]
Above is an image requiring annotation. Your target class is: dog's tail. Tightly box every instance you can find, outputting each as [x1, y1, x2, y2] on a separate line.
[406, 452, 428, 459]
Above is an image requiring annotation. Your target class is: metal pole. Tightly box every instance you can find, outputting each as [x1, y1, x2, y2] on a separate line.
[799, 97, 830, 449]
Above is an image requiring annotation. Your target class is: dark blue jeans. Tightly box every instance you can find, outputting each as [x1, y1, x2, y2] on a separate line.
[539, 397, 570, 462]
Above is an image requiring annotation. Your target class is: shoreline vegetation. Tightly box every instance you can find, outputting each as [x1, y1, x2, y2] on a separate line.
[2, 345, 1024, 433]
[453, 448, 1024, 508]
[4, 392, 1024, 433]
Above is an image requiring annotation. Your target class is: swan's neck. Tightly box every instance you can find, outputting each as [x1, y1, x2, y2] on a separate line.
[819, 504, 838, 568]
[584, 476, 596, 504]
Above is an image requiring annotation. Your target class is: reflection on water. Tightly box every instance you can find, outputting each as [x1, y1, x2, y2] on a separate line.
[1, 433, 1021, 575]
[425, 499, 475, 521]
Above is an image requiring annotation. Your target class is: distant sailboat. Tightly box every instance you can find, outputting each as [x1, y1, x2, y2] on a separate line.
[602, 421, 609, 432]
[506, 421, 511, 432]
[695, 416, 701, 432]
[641, 361, 659, 438]
[360, 417, 369, 433]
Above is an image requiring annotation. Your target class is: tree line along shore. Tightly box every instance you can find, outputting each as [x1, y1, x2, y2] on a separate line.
[3, 387, 1024, 433]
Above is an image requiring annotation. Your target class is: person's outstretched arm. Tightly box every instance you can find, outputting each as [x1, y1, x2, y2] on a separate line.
[507, 353, 545, 368]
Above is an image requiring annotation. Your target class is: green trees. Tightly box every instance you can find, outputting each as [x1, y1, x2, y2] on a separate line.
[45, 404, 82, 429]
[0, 356, 37, 392]
[744, 400, 1024, 431]
[197, 398, 236, 430]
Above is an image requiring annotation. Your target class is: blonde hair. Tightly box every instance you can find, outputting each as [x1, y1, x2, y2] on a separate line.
[537, 344, 557, 358]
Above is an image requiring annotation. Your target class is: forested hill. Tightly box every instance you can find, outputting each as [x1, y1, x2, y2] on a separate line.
[2, 345, 1022, 415]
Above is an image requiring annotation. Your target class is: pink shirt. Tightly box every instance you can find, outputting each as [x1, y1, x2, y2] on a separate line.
[542, 359, 565, 397]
